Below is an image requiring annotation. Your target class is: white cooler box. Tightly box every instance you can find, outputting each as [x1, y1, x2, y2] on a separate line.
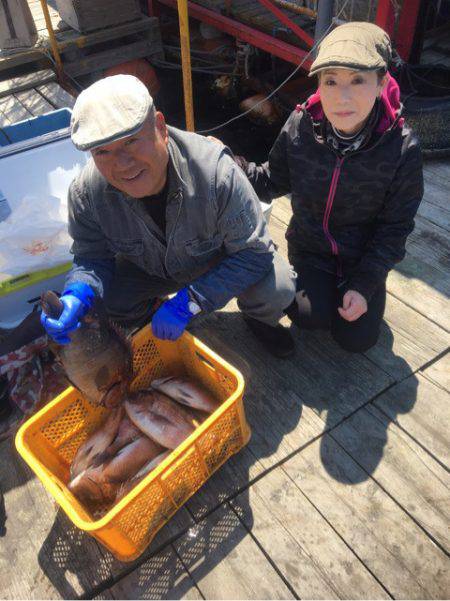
[0, 109, 89, 330]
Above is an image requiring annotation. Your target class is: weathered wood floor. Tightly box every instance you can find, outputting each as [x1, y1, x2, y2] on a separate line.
[0, 144, 449, 596]
[0, 70, 75, 126]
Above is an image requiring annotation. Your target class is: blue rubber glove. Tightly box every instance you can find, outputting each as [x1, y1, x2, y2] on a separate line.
[41, 282, 95, 345]
[151, 288, 195, 341]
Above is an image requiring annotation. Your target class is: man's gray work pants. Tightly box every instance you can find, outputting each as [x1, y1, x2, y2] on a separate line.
[104, 252, 296, 328]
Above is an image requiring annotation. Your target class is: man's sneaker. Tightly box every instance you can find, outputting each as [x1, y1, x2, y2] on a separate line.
[243, 316, 295, 358]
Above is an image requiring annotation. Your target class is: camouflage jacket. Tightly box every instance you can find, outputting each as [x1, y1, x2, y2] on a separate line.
[243, 75, 424, 301]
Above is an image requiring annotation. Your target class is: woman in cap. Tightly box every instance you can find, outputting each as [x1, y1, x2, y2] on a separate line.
[233, 22, 423, 352]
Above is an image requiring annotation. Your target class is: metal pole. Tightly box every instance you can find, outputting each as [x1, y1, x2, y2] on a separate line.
[313, 0, 334, 53]
[176, 0, 195, 131]
[39, 0, 64, 80]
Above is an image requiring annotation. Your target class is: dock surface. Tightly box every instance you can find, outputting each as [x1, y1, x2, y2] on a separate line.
[0, 151, 448, 597]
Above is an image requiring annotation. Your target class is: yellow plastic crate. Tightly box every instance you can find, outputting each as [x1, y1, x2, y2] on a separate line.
[15, 325, 250, 561]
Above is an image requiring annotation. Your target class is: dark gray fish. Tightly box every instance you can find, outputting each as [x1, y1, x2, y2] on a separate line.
[41, 291, 133, 408]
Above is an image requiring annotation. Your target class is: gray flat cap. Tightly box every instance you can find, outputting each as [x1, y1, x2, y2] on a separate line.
[71, 74, 154, 151]
[309, 22, 391, 77]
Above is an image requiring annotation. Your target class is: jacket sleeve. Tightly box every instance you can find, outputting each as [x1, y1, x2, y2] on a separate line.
[189, 149, 275, 312]
[64, 177, 115, 297]
[238, 111, 297, 202]
[347, 133, 424, 301]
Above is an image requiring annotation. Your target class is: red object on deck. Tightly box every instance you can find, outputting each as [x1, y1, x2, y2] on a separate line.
[394, 0, 422, 61]
[375, 0, 395, 39]
[105, 59, 161, 97]
[255, 0, 313, 47]
[156, 0, 312, 68]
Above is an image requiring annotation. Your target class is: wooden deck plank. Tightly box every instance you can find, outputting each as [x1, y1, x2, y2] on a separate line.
[184, 340, 324, 517]
[36, 81, 75, 109]
[54, 15, 159, 50]
[373, 373, 450, 467]
[64, 36, 163, 78]
[423, 159, 450, 184]
[330, 401, 450, 553]
[406, 216, 449, 278]
[231, 466, 390, 599]
[94, 545, 202, 600]
[422, 352, 450, 391]
[420, 176, 450, 231]
[0, 439, 194, 599]
[185, 300, 393, 522]
[14, 88, 54, 116]
[173, 504, 296, 599]
[0, 47, 49, 74]
[364, 293, 450, 379]
[282, 435, 450, 598]
[197, 305, 392, 439]
[0, 69, 55, 99]
[388, 253, 450, 331]
[0, 94, 32, 127]
[192, 314, 326, 458]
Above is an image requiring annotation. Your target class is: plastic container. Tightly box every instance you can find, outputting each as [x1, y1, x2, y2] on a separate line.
[0, 108, 71, 147]
[0, 266, 69, 329]
[0, 108, 88, 330]
[15, 325, 249, 562]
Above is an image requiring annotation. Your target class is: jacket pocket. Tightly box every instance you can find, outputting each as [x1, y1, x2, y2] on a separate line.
[109, 237, 144, 256]
[185, 234, 222, 257]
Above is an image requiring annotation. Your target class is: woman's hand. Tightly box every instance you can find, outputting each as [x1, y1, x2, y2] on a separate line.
[338, 290, 368, 322]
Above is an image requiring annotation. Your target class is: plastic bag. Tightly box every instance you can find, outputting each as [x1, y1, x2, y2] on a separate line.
[0, 193, 72, 278]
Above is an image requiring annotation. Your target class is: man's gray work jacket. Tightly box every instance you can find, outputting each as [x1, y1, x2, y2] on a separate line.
[65, 126, 275, 312]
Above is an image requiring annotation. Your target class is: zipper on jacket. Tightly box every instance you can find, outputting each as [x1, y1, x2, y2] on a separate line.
[323, 156, 343, 269]
[164, 189, 183, 274]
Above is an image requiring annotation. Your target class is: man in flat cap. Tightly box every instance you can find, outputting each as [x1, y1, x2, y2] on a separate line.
[41, 74, 296, 357]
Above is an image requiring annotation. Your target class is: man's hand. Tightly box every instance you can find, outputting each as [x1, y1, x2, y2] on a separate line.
[40, 282, 94, 344]
[41, 295, 87, 344]
[338, 290, 368, 322]
[151, 288, 194, 341]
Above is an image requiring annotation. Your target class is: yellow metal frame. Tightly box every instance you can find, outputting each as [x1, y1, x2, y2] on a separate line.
[176, 0, 195, 131]
[39, 0, 64, 80]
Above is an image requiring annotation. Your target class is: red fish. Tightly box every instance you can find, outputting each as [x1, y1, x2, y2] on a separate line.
[151, 376, 218, 413]
[124, 390, 197, 449]
[70, 406, 123, 479]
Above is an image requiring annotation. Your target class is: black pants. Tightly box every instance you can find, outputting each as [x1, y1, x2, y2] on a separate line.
[288, 265, 386, 353]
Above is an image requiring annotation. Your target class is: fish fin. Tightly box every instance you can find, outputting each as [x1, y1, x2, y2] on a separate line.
[90, 451, 110, 468]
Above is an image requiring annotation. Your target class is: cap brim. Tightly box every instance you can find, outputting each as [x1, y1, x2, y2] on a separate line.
[308, 63, 382, 77]
[72, 117, 149, 152]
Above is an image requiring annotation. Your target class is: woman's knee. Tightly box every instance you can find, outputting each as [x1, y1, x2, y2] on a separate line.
[287, 291, 332, 330]
[332, 329, 380, 353]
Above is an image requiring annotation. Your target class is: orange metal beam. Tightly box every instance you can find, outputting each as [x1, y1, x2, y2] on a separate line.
[157, 0, 312, 68]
